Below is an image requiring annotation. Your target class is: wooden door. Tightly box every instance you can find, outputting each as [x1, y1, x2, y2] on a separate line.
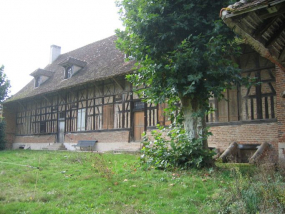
[103, 105, 114, 129]
[134, 112, 144, 141]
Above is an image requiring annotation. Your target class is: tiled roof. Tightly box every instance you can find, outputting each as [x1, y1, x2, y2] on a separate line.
[221, 0, 285, 71]
[7, 35, 135, 102]
[221, 0, 283, 18]
[30, 69, 54, 77]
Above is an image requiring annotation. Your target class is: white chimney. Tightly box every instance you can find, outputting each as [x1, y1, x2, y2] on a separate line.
[50, 45, 61, 63]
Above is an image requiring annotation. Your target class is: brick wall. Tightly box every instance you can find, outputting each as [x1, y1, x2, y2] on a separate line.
[14, 135, 56, 144]
[2, 103, 17, 149]
[13, 130, 129, 145]
[208, 122, 278, 161]
[65, 130, 130, 143]
[275, 65, 285, 160]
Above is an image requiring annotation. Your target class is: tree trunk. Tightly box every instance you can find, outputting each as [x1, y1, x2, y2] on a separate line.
[180, 97, 208, 149]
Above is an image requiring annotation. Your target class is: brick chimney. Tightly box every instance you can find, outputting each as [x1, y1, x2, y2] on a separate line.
[50, 45, 61, 63]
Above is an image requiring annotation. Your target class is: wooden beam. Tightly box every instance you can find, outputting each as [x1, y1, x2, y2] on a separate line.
[260, 7, 285, 20]
[94, 84, 103, 97]
[252, 17, 275, 39]
[254, 55, 262, 119]
[219, 142, 239, 163]
[247, 92, 276, 98]
[242, 65, 275, 73]
[271, 95, 275, 118]
[17, 101, 26, 110]
[268, 82, 276, 94]
[144, 102, 147, 133]
[265, 21, 285, 47]
[57, 92, 66, 103]
[42, 95, 51, 104]
[279, 45, 285, 61]
[223, 17, 285, 71]
[249, 142, 270, 164]
[112, 77, 124, 91]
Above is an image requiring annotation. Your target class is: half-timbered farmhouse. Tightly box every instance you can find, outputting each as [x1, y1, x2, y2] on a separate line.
[3, 0, 285, 162]
[3, 36, 169, 151]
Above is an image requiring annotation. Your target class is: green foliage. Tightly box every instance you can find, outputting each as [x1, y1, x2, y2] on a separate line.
[116, 0, 245, 111]
[141, 124, 214, 169]
[0, 65, 10, 103]
[1, 151, 284, 213]
[0, 121, 6, 150]
[0, 150, 234, 213]
[209, 165, 285, 213]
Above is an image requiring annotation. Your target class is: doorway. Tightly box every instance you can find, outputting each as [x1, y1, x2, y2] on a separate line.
[134, 111, 144, 142]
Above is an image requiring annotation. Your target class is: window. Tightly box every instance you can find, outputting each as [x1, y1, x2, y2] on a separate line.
[59, 111, 66, 119]
[77, 108, 86, 131]
[207, 88, 239, 123]
[35, 76, 42, 88]
[40, 121, 46, 133]
[65, 66, 73, 79]
[103, 105, 114, 129]
[134, 101, 144, 111]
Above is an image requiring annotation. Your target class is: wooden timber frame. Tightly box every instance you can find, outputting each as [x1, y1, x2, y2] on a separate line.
[15, 76, 171, 142]
[15, 47, 277, 142]
[206, 46, 276, 124]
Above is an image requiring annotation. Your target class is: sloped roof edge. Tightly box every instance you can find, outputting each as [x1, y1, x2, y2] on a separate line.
[30, 68, 55, 77]
[5, 35, 137, 103]
[58, 57, 87, 68]
[221, 0, 285, 71]
[5, 69, 135, 104]
[221, 0, 285, 18]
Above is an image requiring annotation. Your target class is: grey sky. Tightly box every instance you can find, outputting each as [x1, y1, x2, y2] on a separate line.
[0, 0, 123, 95]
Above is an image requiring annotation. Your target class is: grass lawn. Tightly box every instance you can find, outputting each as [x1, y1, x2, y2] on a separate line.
[0, 150, 283, 213]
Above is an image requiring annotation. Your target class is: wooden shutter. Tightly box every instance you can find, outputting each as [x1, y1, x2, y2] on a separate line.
[103, 105, 114, 129]
[218, 91, 229, 122]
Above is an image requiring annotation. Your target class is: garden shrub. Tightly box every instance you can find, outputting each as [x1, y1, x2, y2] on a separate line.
[140, 124, 214, 170]
[0, 121, 6, 150]
[209, 166, 285, 213]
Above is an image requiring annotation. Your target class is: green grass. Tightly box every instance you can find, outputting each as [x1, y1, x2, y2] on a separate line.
[0, 150, 283, 213]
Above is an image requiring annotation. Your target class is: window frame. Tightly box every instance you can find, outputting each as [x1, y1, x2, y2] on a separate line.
[77, 108, 86, 131]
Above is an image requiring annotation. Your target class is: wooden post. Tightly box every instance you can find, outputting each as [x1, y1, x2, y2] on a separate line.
[249, 142, 270, 164]
[130, 84, 134, 141]
[219, 142, 239, 163]
[144, 102, 147, 133]
[255, 54, 263, 119]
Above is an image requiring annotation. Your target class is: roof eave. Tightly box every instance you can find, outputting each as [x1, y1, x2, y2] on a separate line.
[4, 69, 136, 104]
[223, 0, 285, 18]
[222, 17, 285, 71]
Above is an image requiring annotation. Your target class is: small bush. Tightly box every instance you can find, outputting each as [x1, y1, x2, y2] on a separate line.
[0, 121, 6, 150]
[140, 125, 214, 170]
[210, 165, 285, 213]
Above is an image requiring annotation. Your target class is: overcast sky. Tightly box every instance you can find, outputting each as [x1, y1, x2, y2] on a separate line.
[0, 0, 123, 95]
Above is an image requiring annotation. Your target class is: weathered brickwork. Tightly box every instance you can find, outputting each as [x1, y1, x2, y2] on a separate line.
[275, 65, 285, 160]
[64, 130, 130, 143]
[208, 122, 278, 161]
[14, 135, 56, 144]
[14, 131, 129, 144]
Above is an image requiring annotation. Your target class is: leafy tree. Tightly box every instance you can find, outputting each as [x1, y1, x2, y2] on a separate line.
[116, 0, 243, 149]
[0, 65, 10, 103]
[0, 65, 10, 150]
